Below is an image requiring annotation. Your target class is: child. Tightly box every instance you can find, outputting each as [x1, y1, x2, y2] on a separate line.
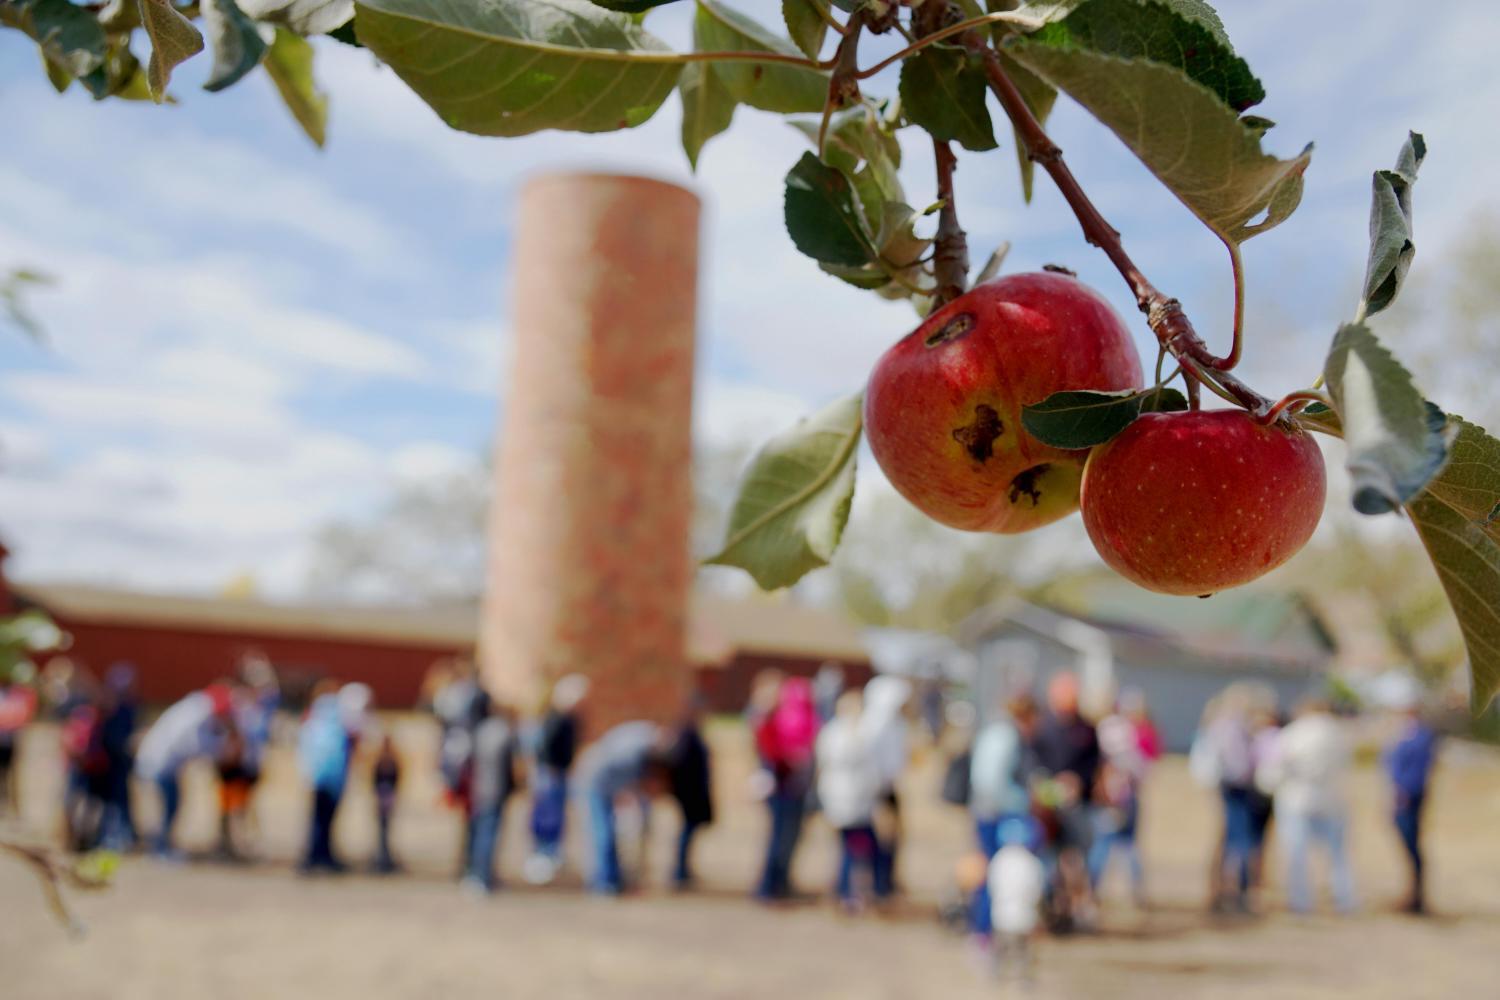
[216, 723, 253, 861]
[371, 733, 401, 874]
[816, 689, 882, 911]
[988, 817, 1045, 982]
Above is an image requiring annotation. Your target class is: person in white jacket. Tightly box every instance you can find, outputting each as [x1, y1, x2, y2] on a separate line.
[1255, 697, 1356, 914]
[817, 690, 882, 909]
[859, 676, 911, 896]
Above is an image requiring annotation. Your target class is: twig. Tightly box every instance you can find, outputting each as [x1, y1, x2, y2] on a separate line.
[1256, 389, 1329, 425]
[855, 9, 1039, 79]
[931, 138, 970, 306]
[971, 41, 1274, 417]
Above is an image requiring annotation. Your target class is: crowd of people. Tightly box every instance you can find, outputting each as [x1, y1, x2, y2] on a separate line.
[0, 652, 1446, 964]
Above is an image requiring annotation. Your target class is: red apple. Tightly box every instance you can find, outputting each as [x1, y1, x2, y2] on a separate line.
[1079, 408, 1326, 595]
[864, 272, 1143, 532]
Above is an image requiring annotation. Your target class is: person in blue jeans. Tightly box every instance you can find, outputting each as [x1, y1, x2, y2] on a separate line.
[525, 674, 589, 885]
[297, 682, 353, 873]
[968, 694, 1038, 938]
[1256, 698, 1356, 914]
[575, 720, 664, 895]
[462, 702, 520, 895]
[1383, 698, 1438, 914]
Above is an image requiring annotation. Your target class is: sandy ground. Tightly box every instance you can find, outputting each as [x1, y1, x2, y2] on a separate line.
[3, 715, 1499, 999]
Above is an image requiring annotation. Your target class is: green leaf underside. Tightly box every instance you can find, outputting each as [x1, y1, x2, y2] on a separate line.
[784, 151, 876, 268]
[1363, 131, 1426, 316]
[1024, 0, 1262, 111]
[900, 45, 997, 152]
[781, 0, 826, 60]
[1324, 322, 1451, 515]
[998, 51, 1056, 202]
[2, 0, 108, 88]
[1006, 36, 1310, 244]
[263, 27, 328, 146]
[695, 0, 826, 114]
[1408, 492, 1500, 711]
[137, 0, 206, 101]
[708, 393, 862, 590]
[201, 0, 268, 92]
[678, 60, 736, 168]
[1420, 416, 1500, 548]
[353, 0, 682, 136]
[1021, 386, 1187, 449]
[238, 0, 354, 35]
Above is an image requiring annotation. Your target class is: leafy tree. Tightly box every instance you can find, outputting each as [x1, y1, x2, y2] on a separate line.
[6, 0, 1498, 708]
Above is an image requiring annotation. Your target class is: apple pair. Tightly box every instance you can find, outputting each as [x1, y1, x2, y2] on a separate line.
[864, 272, 1325, 596]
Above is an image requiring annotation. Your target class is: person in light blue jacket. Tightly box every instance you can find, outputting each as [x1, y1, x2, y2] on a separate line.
[968, 693, 1039, 940]
[297, 682, 352, 873]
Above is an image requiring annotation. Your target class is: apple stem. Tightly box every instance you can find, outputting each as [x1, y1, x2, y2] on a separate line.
[1257, 389, 1329, 425]
[970, 39, 1277, 419]
[931, 138, 970, 306]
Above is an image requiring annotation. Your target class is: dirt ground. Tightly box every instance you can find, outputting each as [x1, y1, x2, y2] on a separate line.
[3, 715, 1499, 999]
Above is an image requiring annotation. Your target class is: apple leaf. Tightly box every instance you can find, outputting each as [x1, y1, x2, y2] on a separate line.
[1021, 385, 1187, 449]
[1323, 322, 1453, 515]
[201, 0, 267, 93]
[1021, 0, 1261, 111]
[784, 152, 877, 269]
[1418, 416, 1500, 547]
[782, 0, 827, 59]
[999, 51, 1056, 202]
[900, 45, 998, 152]
[1005, 2, 1310, 246]
[678, 62, 736, 169]
[789, 104, 903, 232]
[137, 0, 205, 102]
[263, 28, 328, 147]
[707, 393, 862, 590]
[239, 0, 354, 35]
[354, 0, 682, 136]
[1, 0, 108, 89]
[1408, 490, 1500, 712]
[1362, 131, 1426, 318]
[695, 0, 827, 114]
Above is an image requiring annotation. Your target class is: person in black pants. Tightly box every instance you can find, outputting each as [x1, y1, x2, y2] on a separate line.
[665, 697, 714, 889]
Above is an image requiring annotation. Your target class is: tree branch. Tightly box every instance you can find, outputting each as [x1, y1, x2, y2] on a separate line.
[931, 138, 969, 306]
[971, 41, 1273, 416]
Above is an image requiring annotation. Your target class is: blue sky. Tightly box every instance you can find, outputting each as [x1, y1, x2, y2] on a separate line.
[2, 1, 1497, 596]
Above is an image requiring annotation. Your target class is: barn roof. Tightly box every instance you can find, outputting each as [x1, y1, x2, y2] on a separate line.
[10, 582, 869, 667]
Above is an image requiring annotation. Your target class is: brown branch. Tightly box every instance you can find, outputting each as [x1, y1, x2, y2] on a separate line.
[931, 138, 970, 306]
[970, 41, 1273, 416]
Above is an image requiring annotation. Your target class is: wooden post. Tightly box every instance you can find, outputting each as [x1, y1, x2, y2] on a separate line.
[479, 174, 700, 730]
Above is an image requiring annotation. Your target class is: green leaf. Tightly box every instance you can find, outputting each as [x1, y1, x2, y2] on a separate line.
[789, 103, 904, 231]
[678, 61, 736, 168]
[1021, 386, 1186, 449]
[1295, 400, 1342, 436]
[1362, 131, 1426, 317]
[694, 0, 827, 114]
[1419, 416, 1500, 547]
[263, 27, 328, 146]
[1008, 0, 1232, 51]
[2, 0, 108, 90]
[1408, 490, 1500, 711]
[1006, 4, 1310, 246]
[781, 0, 826, 59]
[784, 151, 876, 268]
[201, 0, 268, 92]
[998, 51, 1056, 202]
[354, 0, 682, 136]
[1324, 322, 1452, 515]
[1, 268, 56, 344]
[1022, 0, 1261, 110]
[707, 393, 862, 590]
[899, 45, 998, 152]
[137, 0, 205, 103]
[239, 0, 354, 35]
